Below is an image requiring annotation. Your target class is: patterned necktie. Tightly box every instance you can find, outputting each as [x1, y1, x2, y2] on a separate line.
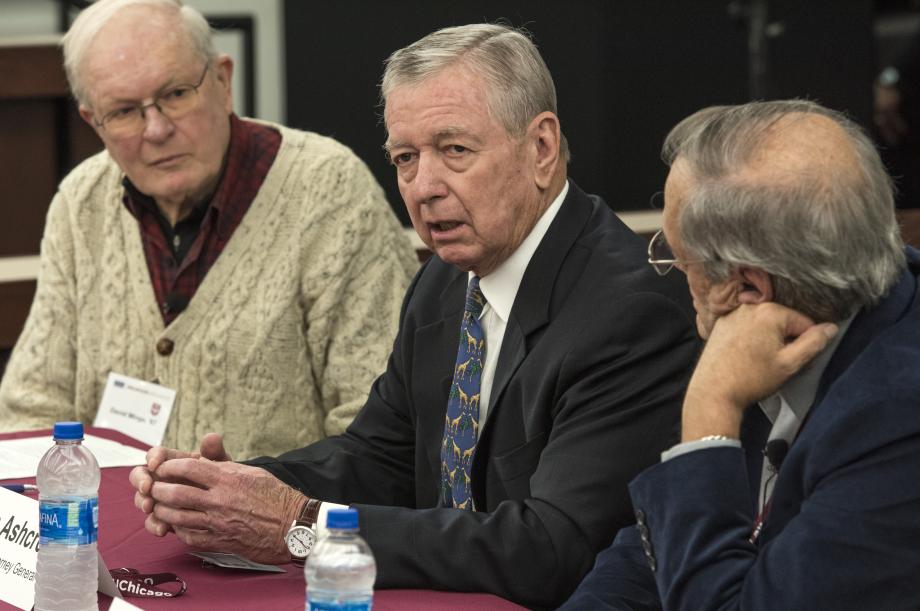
[440, 276, 486, 510]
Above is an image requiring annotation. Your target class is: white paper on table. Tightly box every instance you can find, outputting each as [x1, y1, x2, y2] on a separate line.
[0, 434, 147, 480]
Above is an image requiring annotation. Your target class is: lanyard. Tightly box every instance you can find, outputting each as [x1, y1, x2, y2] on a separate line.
[110, 567, 187, 598]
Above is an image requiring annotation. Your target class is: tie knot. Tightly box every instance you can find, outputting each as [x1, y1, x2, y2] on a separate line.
[466, 276, 486, 319]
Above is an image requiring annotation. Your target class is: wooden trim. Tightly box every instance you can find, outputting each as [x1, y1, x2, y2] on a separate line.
[0, 256, 40, 283]
[0, 211, 662, 282]
[0, 44, 69, 99]
[617, 210, 663, 235]
[0, 35, 63, 48]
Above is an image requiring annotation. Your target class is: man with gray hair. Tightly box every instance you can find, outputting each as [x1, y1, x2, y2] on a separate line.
[562, 100, 920, 610]
[0, 0, 417, 459]
[129, 23, 698, 607]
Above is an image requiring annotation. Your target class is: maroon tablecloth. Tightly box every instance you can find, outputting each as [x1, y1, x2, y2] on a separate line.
[0, 427, 524, 611]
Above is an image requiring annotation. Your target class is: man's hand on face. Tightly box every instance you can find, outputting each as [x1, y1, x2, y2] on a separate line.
[681, 303, 838, 442]
[128, 433, 304, 564]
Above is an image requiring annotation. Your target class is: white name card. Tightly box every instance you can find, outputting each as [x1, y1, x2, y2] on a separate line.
[0, 486, 39, 610]
[94, 372, 176, 447]
[0, 487, 122, 610]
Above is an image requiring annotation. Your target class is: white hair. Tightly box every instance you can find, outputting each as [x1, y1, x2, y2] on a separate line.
[663, 100, 905, 322]
[62, 0, 217, 107]
[381, 23, 570, 162]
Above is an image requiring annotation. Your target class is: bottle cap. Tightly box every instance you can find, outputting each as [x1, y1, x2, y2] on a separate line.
[326, 508, 359, 529]
[53, 421, 84, 440]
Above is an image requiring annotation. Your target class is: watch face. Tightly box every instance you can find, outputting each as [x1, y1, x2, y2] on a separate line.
[285, 525, 316, 558]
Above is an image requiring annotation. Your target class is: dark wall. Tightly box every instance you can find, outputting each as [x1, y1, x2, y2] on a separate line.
[284, 0, 873, 221]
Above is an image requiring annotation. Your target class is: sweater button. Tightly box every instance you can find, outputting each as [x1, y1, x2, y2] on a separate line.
[156, 338, 174, 356]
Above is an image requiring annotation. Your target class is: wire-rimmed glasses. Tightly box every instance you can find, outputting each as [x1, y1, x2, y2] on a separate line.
[93, 64, 210, 138]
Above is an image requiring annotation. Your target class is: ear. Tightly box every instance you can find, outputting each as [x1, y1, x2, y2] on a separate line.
[213, 54, 235, 114]
[78, 105, 106, 140]
[736, 266, 774, 304]
[527, 111, 562, 190]
[78, 105, 96, 128]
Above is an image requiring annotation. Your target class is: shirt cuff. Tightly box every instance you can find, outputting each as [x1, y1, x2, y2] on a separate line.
[661, 437, 742, 462]
[315, 502, 348, 538]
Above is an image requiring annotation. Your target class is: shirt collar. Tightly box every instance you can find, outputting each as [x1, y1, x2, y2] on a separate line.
[475, 180, 569, 322]
[762, 313, 856, 422]
[208, 114, 251, 239]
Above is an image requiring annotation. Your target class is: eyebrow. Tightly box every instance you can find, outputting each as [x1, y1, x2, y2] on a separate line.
[436, 127, 477, 143]
[98, 72, 190, 109]
[383, 127, 480, 153]
[382, 140, 403, 154]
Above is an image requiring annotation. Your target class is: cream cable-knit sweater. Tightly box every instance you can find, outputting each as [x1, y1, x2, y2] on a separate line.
[0, 122, 418, 460]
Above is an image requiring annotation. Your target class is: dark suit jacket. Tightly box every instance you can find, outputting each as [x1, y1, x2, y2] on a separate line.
[561, 249, 920, 611]
[249, 181, 698, 608]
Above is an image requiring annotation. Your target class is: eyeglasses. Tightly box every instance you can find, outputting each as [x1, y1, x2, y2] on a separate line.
[647, 229, 704, 276]
[94, 64, 210, 138]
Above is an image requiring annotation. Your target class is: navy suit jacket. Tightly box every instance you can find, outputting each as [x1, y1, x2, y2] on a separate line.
[249, 181, 699, 608]
[562, 249, 920, 611]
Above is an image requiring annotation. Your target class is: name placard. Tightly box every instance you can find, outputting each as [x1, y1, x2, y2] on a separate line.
[0, 487, 122, 609]
[0, 486, 39, 610]
[94, 372, 176, 447]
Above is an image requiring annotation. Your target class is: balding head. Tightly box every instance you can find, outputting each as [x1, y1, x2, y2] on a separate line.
[62, 0, 216, 108]
[738, 112, 861, 193]
[662, 100, 904, 322]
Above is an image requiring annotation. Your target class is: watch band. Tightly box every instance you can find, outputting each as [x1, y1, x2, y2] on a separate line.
[296, 497, 322, 528]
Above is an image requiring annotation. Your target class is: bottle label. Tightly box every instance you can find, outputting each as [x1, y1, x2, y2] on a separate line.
[39, 497, 98, 545]
[308, 603, 370, 611]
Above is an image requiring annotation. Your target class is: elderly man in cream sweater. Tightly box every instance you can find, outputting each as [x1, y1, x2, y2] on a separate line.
[0, 0, 417, 460]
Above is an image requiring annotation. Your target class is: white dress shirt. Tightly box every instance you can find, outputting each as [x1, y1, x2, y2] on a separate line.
[473, 180, 569, 424]
[318, 182, 569, 521]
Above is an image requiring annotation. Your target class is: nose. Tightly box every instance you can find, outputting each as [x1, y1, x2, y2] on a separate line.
[141, 104, 175, 142]
[412, 153, 448, 204]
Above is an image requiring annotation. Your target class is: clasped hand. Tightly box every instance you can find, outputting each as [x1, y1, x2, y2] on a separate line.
[128, 432, 304, 563]
[681, 303, 839, 442]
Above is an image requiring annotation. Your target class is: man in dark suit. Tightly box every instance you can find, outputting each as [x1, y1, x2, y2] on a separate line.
[129, 24, 698, 608]
[562, 100, 920, 610]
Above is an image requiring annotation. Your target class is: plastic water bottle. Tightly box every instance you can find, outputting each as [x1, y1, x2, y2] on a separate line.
[305, 508, 377, 610]
[34, 422, 100, 611]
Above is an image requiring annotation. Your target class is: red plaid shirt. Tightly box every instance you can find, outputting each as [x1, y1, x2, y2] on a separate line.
[123, 115, 281, 325]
